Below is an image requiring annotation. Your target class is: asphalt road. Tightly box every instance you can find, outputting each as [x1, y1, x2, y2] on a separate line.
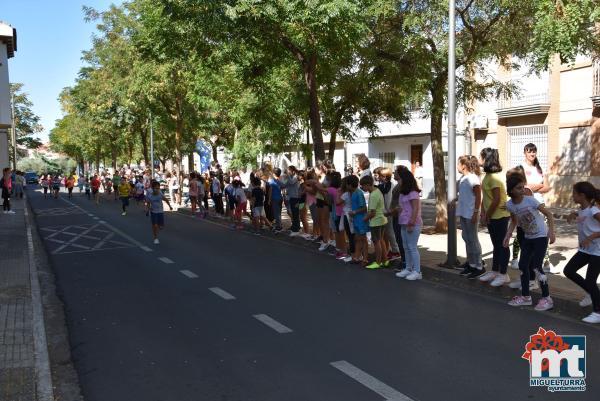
[27, 187, 600, 401]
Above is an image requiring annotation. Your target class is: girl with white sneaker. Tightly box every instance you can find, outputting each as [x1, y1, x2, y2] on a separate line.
[478, 148, 511, 287]
[564, 182, 600, 324]
[394, 166, 422, 281]
[503, 173, 556, 311]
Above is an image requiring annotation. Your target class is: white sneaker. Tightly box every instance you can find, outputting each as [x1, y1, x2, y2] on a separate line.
[329, 240, 336, 247]
[7, 210, 15, 214]
[478, 271, 498, 282]
[508, 279, 521, 289]
[289, 231, 300, 237]
[153, 238, 160, 244]
[579, 294, 592, 307]
[396, 269, 412, 278]
[510, 258, 519, 270]
[529, 280, 539, 290]
[406, 271, 422, 281]
[582, 312, 600, 324]
[490, 274, 510, 287]
[342, 256, 353, 263]
[302, 233, 312, 240]
[535, 296, 554, 311]
[508, 295, 532, 307]
[318, 242, 329, 251]
[121, 212, 126, 216]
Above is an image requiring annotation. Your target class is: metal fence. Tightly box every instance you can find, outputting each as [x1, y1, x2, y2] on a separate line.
[497, 92, 550, 109]
[507, 125, 548, 172]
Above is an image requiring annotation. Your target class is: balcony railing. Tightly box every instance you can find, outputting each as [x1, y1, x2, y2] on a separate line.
[497, 92, 549, 109]
[496, 92, 551, 118]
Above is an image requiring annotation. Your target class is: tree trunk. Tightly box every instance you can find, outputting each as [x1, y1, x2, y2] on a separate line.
[328, 126, 339, 161]
[211, 142, 218, 165]
[304, 55, 326, 162]
[140, 128, 149, 167]
[111, 144, 117, 170]
[95, 145, 101, 174]
[188, 151, 194, 173]
[430, 81, 448, 233]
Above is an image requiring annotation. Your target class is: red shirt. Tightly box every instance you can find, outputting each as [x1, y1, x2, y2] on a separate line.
[91, 178, 101, 190]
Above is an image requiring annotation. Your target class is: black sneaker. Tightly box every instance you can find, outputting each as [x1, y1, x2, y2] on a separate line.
[467, 267, 486, 279]
[459, 263, 473, 276]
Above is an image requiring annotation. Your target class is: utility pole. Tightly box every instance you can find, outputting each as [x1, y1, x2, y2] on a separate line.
[10, 91, 16, 170]
[446, 0, 458, 267]
[149, 112, 155, 179]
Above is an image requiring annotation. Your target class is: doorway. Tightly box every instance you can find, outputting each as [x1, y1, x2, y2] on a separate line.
[410, 145, 423, 173]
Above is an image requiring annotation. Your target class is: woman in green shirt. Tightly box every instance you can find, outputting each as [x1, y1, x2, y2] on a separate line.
[478, 148, 511, 287]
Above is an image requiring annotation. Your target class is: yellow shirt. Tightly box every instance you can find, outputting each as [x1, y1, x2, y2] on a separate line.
[482, 172, 510, 219]
[118, 182, 131, 197]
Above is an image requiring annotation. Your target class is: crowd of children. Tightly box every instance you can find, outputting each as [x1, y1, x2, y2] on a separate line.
[9, 142, 599, 324]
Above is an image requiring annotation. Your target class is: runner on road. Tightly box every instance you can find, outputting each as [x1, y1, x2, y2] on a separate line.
[91, 174, 101, 204]
[41, 174, 49, 199]
[145, 180, 173, 244]
[118, 177, 131, 215]
[52, 175, 61, 199]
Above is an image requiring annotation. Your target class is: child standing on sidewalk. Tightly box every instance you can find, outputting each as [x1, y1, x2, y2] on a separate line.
[456, 156, 485, 278]
[478, 148, 511, 287]
[394, 167, 423, 281]
[564, 182, 600, 324]
[348, 175, 369, 265]
[360, 175, 388, 269]
[503, 173, 556, 311]
[145, 180, 173, 245]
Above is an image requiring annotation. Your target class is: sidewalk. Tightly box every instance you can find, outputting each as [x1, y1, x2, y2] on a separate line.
[177, 199, 596, 318]
[0, 198, 41, 400]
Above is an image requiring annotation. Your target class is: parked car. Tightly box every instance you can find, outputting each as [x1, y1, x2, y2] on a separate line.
[24, 172, 39, 185]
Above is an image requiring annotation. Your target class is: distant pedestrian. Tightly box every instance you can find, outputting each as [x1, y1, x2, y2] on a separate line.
[41, 174, 49, 198]
[51, 175, 61, 199]
[78, 175, 85, 194]
[503, 172, 555, 311]
[118, 177, 131, 215]
[145, 180, 173, 245]
[414, 161, 424, 192]
[14, 171, 25, 199]
[1, 167, 14, 214]
[91, 174, 101, 204]
[564, 182, 600, 324]
[84, 177, 91, 200]
[66, 175, 75, 198]
[348, 175, 369, 265]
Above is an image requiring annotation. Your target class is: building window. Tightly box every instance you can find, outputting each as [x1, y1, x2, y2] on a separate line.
[507, 125, 548, 172]
[378, 152, 395, 169]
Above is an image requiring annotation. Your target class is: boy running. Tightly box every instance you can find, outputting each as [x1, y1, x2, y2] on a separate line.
[145, 180, 173, 244]
[118, 177, 131, 215]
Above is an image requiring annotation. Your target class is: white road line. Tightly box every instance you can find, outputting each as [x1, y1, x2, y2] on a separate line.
[208, 287, 236, 300]
[179, 270, 199, 278]
[158, 257, 174, 264]
[253, 314, 293, 334]
[330, 361, 414, 401]
[93, 217, 100, 220]
[59, 198, 153, 252]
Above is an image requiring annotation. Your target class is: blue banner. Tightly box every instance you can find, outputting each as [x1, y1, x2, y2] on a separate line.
[195, 140, 212, 173]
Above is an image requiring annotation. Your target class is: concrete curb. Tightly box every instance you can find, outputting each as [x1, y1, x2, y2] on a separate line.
[23, 197, 54, 401]
[177, 208, 589, 321]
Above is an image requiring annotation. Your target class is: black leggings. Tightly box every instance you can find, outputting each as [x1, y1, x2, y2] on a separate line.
[393, 220, 406, 261]
[564, 251, 600, 313]
[487, 217, 510, 274]
[343, 215, 356, 254]
[519, 237, 550, 297]
[2, 189, 10, 211]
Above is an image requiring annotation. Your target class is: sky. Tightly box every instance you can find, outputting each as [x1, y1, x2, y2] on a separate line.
[2, 0, 122, 142]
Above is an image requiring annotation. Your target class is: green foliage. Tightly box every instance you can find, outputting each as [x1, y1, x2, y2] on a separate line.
[9, 83, 43, 160]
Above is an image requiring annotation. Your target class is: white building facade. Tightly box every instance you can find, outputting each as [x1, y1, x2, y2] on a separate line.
[0, 22, 17, 169]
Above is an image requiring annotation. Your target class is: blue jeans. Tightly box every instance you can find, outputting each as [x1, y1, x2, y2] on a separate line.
[272, 198, 283, 229]
[460, 217, 482, 267]
[401, 225, 421, 273]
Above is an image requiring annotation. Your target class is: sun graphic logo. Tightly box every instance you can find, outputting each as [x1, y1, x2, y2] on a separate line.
[522, 327, 586, 392]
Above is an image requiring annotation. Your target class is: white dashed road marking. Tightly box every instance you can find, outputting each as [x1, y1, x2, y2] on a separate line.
[209, 287, 236, 300]
[180, 270, 198, 279]
[158, 257, 174, 264]
[140, 246, 152, 252]
[253, 314, 293, 334]
[330, 361, 414, 401]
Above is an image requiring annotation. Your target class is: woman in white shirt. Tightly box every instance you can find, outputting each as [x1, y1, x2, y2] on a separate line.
[510, 143, 556, 275]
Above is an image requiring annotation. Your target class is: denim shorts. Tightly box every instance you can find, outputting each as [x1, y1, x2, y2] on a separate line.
[150, 212, 165, 227]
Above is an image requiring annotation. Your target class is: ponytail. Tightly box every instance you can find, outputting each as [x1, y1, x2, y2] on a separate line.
[573, 182, 600, 205]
